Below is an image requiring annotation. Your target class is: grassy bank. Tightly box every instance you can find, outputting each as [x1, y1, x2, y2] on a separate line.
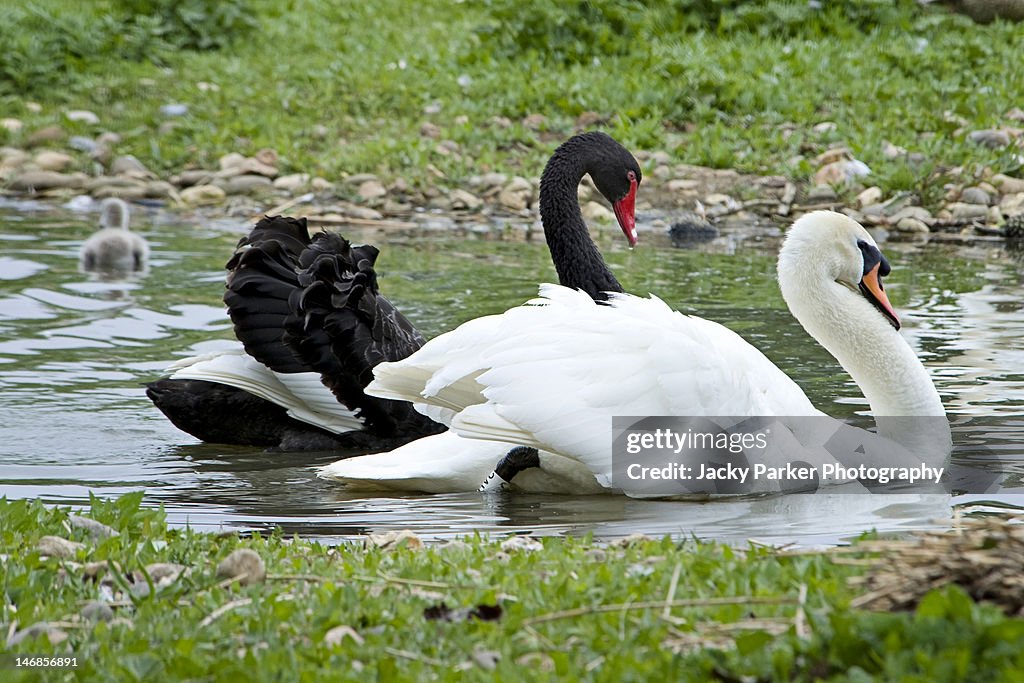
[2, 495, 1023, 681]
[1, 0, 1023, 202]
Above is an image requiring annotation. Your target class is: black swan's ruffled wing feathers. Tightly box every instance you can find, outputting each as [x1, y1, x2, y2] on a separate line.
[221, 215, 439, 439]
[224, 216, 313, 374]
[285, 232, 437, 436]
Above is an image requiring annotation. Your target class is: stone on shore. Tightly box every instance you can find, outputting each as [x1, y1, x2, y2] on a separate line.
[219, 174, 273, 195]
[498, 176, 533, 211]
[111, 155, 156, 179]
[449, 188, 483, 210]
[9, 170, 83, 192]
[65, 110, 100, 125]
[179, 184, 226, 206]
[34, 150, 73, 172]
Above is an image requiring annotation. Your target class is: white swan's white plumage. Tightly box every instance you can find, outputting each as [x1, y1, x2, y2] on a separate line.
[165, 346, 363, 434]
[323, 211, 950, 493]
[79, 198, 149, 273]
[317, 430, 603, 493]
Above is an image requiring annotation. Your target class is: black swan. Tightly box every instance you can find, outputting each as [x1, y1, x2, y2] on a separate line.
[147, 131, 642, 452]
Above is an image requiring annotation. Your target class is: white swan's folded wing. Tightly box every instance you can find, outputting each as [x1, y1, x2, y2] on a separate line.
[366, 285, 816, 483]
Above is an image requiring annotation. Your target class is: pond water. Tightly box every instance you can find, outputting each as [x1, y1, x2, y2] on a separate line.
[1, 199, 1022, 546]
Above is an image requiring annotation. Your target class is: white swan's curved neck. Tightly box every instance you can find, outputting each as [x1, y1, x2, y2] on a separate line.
[785, 280, 945, 418]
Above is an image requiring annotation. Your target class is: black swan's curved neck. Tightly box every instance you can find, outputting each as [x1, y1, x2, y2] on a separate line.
[539, 139, 624, 302]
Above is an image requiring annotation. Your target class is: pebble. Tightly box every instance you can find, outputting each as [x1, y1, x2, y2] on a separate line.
[420, 122, 441, 139]
[649, 150, 672, 166]
[498, 176, 532, 211]
[652, 164, 673, 180]
[68, 135, 98, 154]
[500, 536, 543, 552]
[219, 152, 247, 171]
[574, 111, 605, 128]
[1, 118, 23, 132]
[159, 103, 189, 117]
[958, 187, 991, 205]
[142, 562, 187, 585]
[806, 184, 838, 202]
[946, 202, 988, 220]
[26, 125, 65, 147]
[666, 178, 700, 193]
[310, 177, 334, 192]
[895, 217, 930, 234]
[813, 147, 853, 166]
[221, 174, 273, 195]
[365, 529, 423, 550]
[68, 514, 118, 539]
[34, 150, 73, 172]
[111, 155, 155, 179]
[216, 548, 266, 585]
[347, 173, 379, 185]
[175, 169, 216, 187]
[273, 173, 311, 191]
[254, 148, 278, 167]
[968, 129, 1011, 148]
[856, 186, 883, 208]
[145, 180, 175, 198]
[81, 601, 115, 622]
[521, 113, 546, 130]
[323, 625, 364, 647]
[703, 193, 733, 205]
[449, 188, 482, 210]
[888, 206, 933, 224]
[881, 141, 908, 159]
[1, 147, 29, 166]
[65, 109, 100, 125]
[93, 183, 147, 200]
[469, 172, 507, 190]
[36, 535, 85, 558]
[25, 101, 42, 113]
[999, 192, 1024, 214]
[813, 159, 871, 186]
[97, 132, 122, 147]
[581, 201, 614, 223]
[992, 173, 1024, 194]
[179, 184, 226, 206]
[337, 202, 383, 220]
[812, 121, 838, 134]
[987, 205, 1003, 224]
[9, 170, 83, 191]
[357, 179, 387, 200]
[216, 158, 278, 179]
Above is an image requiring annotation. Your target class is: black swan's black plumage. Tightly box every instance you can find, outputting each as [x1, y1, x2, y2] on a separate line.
[147, 132, 641, 452]
[148, 215, 443, 450]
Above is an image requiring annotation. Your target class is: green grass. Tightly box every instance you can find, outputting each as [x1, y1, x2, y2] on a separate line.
[1, 0, 1023, 205]
[2, 494, 1024, 681]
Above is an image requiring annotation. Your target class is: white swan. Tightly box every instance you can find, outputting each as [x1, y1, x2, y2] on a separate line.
[79, 198, 149, 273]
[320, 211, 950, 494]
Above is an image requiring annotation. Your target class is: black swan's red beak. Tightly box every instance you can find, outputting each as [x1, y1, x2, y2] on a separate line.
[613, 174, 639, 247]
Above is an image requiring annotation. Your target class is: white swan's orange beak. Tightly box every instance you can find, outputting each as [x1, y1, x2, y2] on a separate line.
[613, 175, 639, 247]
[859, 263, 900, 330]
